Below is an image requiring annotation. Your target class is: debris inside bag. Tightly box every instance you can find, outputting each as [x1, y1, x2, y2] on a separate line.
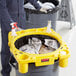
[24, 1, 55, 11]
[39, 45, 55, 54]
[19, 37, 58, 54]
[19, 38, 42, 54]
[19, 44, 36, 54]
[23, 3, 36, 10]
[44, 39, 58, 49]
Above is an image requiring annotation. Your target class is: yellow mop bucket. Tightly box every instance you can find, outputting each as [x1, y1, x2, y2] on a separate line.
[8, 27, 70, 73]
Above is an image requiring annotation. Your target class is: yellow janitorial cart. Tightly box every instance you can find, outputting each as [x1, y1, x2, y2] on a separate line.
[8, 27, 70, 76]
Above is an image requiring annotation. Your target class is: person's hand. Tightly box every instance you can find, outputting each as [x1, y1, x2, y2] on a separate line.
[40, 7, 47, 13]
[38, 1, 55, 13]
[42, 2, 55, 11]
[40, 6, 53, 13]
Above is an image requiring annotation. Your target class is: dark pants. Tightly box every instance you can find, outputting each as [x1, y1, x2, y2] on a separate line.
[1, 13, 26, 76]
[1, 23, 11, 76]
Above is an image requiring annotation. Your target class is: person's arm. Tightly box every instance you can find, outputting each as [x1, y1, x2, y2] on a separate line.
[27, 0, 41, 10]
[0, 0, 14, 25]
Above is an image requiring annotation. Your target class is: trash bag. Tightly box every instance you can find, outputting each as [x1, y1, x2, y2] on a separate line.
[19, 37, 58, 54]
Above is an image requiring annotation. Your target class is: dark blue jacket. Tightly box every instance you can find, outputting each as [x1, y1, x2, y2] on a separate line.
[0, 1, 41, 75]
[0, 0, 41, 31]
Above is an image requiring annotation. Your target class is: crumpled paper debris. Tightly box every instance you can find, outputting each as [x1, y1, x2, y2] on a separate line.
[19, 37, 58, 54]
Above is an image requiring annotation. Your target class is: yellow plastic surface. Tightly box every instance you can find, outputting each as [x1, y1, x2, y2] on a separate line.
[8, 27, 70, 73]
